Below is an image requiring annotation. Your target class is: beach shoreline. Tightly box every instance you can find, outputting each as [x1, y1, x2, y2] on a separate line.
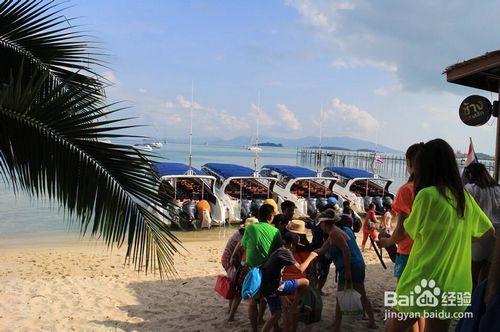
[0, 229, 395, 331]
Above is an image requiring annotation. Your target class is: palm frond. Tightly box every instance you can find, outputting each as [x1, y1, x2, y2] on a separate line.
[0, 0, 106, 102]
[0, 71, 182, 277]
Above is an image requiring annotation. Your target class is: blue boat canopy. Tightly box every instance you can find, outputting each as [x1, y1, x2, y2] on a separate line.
[261, 165, 317, 179]
[202, 163, 255, 178]
[323, 167, 376, 179]
[154, 162, 204, 177]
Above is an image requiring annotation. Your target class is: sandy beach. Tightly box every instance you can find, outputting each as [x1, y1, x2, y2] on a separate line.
[0, 229, 394, 331]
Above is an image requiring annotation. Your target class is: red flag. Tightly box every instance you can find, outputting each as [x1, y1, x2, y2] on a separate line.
[465, 138, 478, 167]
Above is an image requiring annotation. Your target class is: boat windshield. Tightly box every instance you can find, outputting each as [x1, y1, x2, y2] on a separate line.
[349, 179, 392, 197]
[290, 179, 333, 198]
[224, 178, 271, 200]
[159, 177, 216, 204]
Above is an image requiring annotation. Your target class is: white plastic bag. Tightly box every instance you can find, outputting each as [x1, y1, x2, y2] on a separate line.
[337, 288, 363, 317]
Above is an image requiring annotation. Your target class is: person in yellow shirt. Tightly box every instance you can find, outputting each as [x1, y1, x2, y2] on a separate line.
[384, 139, 494, 332]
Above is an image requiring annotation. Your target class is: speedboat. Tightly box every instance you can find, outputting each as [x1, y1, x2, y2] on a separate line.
[151, 162, 225, 229]
[260, 165, 339, 218]
[150, 142, 163, 149]
[133, 144, 153, 152]
[247, 145, 263, 153]
[202, 163, 277, 224]
[322, 167, 394, 214]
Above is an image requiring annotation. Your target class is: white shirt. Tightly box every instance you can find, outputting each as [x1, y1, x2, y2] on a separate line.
[465, 183, 500, 228]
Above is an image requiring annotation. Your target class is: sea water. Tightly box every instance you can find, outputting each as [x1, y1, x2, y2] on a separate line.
[0, 143, 407, 237]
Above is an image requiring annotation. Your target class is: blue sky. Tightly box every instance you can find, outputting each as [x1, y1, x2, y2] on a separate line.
[69, 0, 498, 154]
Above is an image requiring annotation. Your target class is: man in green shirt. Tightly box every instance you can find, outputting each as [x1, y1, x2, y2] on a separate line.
[241, 203, 281, 332]
[242, 206, 282, 267]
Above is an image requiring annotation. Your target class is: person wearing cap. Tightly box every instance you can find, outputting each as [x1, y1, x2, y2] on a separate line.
[222, 217, 258, 321]
[309, 203, 342, 295]
[285, 219, 310, 250]
[316, 209, 377, 330]
[260, 232, 318, 332]
[272, 200, 296, 235]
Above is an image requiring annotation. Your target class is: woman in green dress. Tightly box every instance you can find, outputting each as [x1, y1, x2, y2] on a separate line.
[384, 139, 494, 332]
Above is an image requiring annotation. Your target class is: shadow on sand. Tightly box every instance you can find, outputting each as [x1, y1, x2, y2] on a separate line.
[92, 260, 391, 332]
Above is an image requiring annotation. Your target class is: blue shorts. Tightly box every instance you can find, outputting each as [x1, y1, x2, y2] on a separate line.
[264, 279, 298, 314]
[337, 261, 365, 285]
[394, 254, 409, 278]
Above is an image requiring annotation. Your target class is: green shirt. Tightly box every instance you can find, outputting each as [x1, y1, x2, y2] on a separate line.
[241, 222, 281, 267]
[396, 187, 492, 314]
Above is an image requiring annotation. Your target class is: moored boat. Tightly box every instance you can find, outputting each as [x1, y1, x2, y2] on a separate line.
[322, 166, 394, 214]
[152, 162, 225, 229]
[133, 144, 153, 152]
[202, 163, 277, 223]
[260, 164, 339, 218]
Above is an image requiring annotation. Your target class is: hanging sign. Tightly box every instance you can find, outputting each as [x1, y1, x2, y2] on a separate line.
[459, 95, 492, 126]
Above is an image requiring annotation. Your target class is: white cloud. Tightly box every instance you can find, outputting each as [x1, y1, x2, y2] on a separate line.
[102, 71, 120, 85]
[285, 0, 354, 32]
[276, 104, 300, 130]
[176, 95, 206, 110]
[251, 103, 274, 126]
[324, 97, 380, 135]
[162, 100, 175, 109]
[288, 0, 500, 92]
[373, 84, 403, 96]
[139, 88, 148, 93]
[421, 122, 430, 129]
[331, 58, 398, 73]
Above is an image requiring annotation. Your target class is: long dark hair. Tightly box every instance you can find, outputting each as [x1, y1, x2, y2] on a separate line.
[465, 163, 498, 188]
[406, 142, 424, 182]
[414, 139, 465, 217]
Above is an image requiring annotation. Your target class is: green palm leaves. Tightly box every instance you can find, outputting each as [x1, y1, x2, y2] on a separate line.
[0, 0, 180, 277]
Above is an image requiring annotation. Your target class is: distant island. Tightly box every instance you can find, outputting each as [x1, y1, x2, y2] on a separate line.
[258, 142, 283, 147]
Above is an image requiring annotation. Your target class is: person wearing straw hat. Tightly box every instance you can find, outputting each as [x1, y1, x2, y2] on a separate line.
[263, 198, 279, 216]
[286, 219, 310, 249]
[315, 209, 377, 330]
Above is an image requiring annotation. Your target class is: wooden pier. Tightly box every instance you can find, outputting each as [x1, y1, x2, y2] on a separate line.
[297, 148, 495, 179]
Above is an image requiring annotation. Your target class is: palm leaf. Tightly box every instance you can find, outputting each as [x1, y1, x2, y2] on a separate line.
[0, 0, 106, 102]
[0, 71, 182, 277]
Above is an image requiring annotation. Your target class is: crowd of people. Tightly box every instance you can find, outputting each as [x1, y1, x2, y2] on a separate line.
[217, 138, 499, 332]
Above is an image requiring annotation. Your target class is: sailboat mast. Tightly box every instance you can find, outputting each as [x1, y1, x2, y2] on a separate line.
[256, 91, 260, 148]
[188, 80, 194, 173]
[252, 92, 261, 175]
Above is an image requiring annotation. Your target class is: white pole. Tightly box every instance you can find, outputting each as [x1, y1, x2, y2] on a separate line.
[188, 80, 194, 174]
[253, 91, 261, 175]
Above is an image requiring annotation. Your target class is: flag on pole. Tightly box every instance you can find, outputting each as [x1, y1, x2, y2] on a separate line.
[464, 138, 478, 167]
[462, 137, 478, 184]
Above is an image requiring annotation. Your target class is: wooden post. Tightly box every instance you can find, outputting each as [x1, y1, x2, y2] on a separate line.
[495, 86, 500, 182]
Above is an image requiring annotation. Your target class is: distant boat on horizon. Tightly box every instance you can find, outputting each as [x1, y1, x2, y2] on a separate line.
[150, 142, 163, 149]
[133, 144, 153, 152]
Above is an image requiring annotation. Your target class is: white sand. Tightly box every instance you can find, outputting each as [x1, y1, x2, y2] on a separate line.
[0, 230, 395, 331]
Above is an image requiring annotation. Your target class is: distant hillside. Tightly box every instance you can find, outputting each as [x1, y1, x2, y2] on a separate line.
[455, 151, 494, 160]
